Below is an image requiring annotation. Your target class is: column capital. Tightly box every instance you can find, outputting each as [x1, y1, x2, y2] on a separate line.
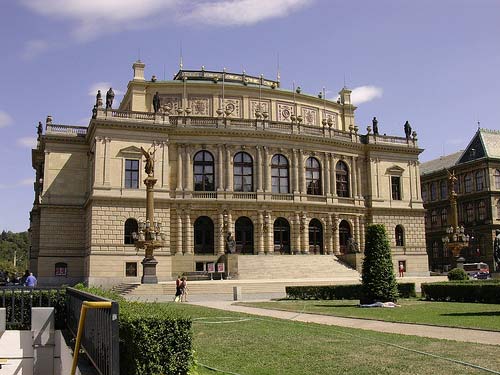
[104, 137, 111, 143]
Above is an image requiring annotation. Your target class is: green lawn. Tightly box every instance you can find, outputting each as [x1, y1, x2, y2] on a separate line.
[163, 303, 500, 375]
[238, 299, 500, 331]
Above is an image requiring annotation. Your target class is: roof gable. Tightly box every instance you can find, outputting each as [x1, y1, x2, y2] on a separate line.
[458, 130, 486, 163]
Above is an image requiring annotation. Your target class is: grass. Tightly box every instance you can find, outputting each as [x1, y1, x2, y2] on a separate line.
[160, 303, 500, 375]
[237, 299, 500, 331]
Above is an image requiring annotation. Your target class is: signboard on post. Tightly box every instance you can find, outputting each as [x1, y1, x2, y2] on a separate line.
[207, 263, 215, 273]
[217, 263, 225, 280]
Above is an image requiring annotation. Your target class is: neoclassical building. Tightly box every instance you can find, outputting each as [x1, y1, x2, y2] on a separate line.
[421, 128, 500, 272]
[30, 61, 429, 286]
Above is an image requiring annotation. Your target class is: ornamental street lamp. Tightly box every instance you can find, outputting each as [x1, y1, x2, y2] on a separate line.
[132, 144, 167, 284]
[441, 170, 470, 266]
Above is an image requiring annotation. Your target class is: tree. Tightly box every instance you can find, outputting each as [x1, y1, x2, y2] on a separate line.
[361, 224, 398, 304]
[0, 230, 29, 274]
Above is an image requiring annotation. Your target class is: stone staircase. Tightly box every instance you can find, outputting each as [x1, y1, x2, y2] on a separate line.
[112, 282, 140, 295]
[233, 254, 359, 280]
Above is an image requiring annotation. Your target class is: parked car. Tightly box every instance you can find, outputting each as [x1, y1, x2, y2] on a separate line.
[463, 262, 490, 279]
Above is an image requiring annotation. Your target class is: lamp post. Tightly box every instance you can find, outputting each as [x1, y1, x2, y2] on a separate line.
[441, 170, 470, 268]
[132, 144, 167, 284]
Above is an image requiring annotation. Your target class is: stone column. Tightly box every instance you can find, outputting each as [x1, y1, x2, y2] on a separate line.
[360, 215, 365, 252]
[264, 147, 271, 192]
[324, 152, 330, 196]
[356, 157, 362, 198]
[266, 212, 273, 253]
[185, 146, 193, 191]
[93, 137, 103, 186]
[333, 214, 340, 255]
[257, 211, 264, 254]
[415, 161, 422, 200]
[352, 156, 358, 197]
[327, 215, 334, 254]
[354, 216, 361, 247]
[225, 145, 233, 191]
[301, 213, 309, 253]
[256, 146, 263, 192]
[185, 211, 192, 254]
[161, 141, 169, 189]
[331, 154, 337, 196]
[218, 212, 225, 255]
[294, 212, 301, 253]
[103, 137, 111, 186]
[176, 145, 183, 191]
[293, 149, 299, 193]
[177, 211, 183, 254]
[217, 145, 224, 191]
[299, 149, 305, 193]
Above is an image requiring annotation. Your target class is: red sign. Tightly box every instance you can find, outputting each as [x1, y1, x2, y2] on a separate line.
[217, 263, 225, 273]
[207, 263, 215, 273]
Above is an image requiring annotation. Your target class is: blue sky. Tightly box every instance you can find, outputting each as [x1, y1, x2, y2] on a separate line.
[1, 0, 499, 232]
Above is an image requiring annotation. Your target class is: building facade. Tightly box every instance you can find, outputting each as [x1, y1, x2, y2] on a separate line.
[420, 128, 500, 272]
[30, 61, 429, 286]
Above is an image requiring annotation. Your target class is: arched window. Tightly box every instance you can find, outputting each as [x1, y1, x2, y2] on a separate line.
[124, 218, 138, 244]
[194, 151, 215, 191]
[495, 169, 500, 189]
[475, 171, 484, 191]
[431, 210, 438, 226]
[339, 220, 351, 254]
[477, 200, 486, 221]
[432, 241, 439, 259]
[194, 216, 214, 254]
[233, 152, 253, 192]
[308, 219, 323, 254]
[271, 154, 289, 193]
[55, 262, 67, 277]
[430, 182, 437, 201]
[306, 157, 322, 195]
[273, 218, 290, 254]
[336, 161, 349, 197]
[395, 225, 404, 246]
[466, 203, 474, 222]
[441, 208, 448, 226]
[440, 180, 448, 200]
[464, 173, 472, 193]
[421, 185, 428, 202]
[235, 216, 254, 254]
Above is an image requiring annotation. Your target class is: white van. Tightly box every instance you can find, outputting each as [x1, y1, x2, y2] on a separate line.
[463, 262, 490, 279]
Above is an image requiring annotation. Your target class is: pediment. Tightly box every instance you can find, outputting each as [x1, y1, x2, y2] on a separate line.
[118, 146, 143, 156]
[386, 165, 405, 175]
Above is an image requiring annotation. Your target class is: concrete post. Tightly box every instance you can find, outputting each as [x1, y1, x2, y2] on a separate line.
[32, 307, 55, 375]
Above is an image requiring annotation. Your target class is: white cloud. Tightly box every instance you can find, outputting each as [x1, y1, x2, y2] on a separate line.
[22, 39, 50, 60]
[350, 85, 383, 105]
[0, 178, 34, 189]
[88, 82, 124, 97]
[0, 111, 13, 128]
[17, 137, 37, 149]
[21, 0, 313, 42]
[181, 0, 313, 26]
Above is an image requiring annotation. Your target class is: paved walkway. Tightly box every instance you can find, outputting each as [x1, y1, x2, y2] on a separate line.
[190, 299, 500, 346]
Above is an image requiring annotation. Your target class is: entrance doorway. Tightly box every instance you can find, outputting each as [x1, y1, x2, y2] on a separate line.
[309, 219, 323, 254]
[235, 216, 254, 254]
[194, 216, 214, 254]
[273, 217, 291, 254]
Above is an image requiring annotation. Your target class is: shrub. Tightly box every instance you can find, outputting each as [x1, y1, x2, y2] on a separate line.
[421, 280, 500, 303]
[447, 268, 468, 281]
[361, 225, 398, 303]
[286, 283, 416, 300]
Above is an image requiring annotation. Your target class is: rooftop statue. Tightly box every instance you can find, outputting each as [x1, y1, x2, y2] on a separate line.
[153, 92, 161, 113]
[106, 88, 115, 109]
[404, 121, 412, 139]
[141, 146, 156, 176]
[372, 117, 379, 135]
[37, 121, 43, 137]
[96, 90, 102, 107]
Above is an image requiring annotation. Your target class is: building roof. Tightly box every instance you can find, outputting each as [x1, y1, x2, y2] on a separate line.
[420, 151, 463, 176]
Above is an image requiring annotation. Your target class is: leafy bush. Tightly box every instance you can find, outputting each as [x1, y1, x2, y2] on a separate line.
[421, 280, 500, 303]
[447, 268, 468, 281]
[286, 283, 416, 300]
[361, 225, 398, 303]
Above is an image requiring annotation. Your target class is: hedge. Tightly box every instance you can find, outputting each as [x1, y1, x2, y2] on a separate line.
[286, 283, 416, 300]
[421, 280, 500, 303]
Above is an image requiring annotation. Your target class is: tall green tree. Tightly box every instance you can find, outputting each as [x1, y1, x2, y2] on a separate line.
[361, 224, 398, 304]
[0, 230, 29, 274]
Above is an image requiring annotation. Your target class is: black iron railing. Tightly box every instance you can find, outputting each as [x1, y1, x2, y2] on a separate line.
[0, 287, 65, 329]
[66, 287, 120, 375]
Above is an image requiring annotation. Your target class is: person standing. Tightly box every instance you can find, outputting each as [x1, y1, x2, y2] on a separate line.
[174, 276, 182, 302]
[399, 263, 405, 278]
[180, 277, 188, 302]
[25, 272, 37, 287]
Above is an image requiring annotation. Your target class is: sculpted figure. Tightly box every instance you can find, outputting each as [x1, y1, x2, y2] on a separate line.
[153, 92, 161, 113]
[494, 229, 500, 266]
[106, 88, 115, 109]
[404, 121, 412, 139]
[372, 117, 379, 135]
[226, 232, 236, 254]
[141, 146, 156, 176]
[96, 90, 102, 107]
[37, 121, 43, 136]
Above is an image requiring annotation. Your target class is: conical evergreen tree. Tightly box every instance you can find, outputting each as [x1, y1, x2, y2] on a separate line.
[361, 224, 398, 304]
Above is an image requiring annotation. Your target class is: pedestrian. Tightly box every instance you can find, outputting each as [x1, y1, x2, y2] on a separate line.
[25, 272, 37, 287]
[399, 263, 405, 278]
[180, 277, 188, 302]
[21, 270, 30, 285]
[174, 276, 182, 302]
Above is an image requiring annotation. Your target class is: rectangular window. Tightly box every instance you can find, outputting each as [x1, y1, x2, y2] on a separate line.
[125, 262, 137, 277]
[391, 176, 401, 200]
[125, 159, 139, 189]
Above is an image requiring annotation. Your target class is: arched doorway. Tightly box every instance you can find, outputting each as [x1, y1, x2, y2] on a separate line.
[339, 220, 351, 254]
[273, 217, 290, 254]
[194, 216, 214, 254]
[235, 216, 254, 254]
[309, 219, 323, 254]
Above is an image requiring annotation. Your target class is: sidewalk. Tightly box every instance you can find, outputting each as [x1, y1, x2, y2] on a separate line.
[190, 299, 500, 346]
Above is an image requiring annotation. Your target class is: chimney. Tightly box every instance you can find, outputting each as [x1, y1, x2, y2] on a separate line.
[132, 60, 146, 81]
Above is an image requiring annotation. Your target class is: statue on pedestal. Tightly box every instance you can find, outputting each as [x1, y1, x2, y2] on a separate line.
[96, 90, 103, 107]
[106, 88, 115, 109]
[494, 229, 500, 267]
[37, 121, 43, 137]
[153, 92, 161, 113]
[226, 232, 236, 254]
[404, 121, 412, 140]
[141, 146, 156, 176]
[372, 117, 379, 135]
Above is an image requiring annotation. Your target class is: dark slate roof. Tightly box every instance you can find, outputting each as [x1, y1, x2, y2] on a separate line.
[420, 151, 463, 176]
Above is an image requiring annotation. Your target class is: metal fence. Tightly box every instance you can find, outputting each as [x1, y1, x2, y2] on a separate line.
[0, 286, 65, 329]
[66, 287, 120, 375]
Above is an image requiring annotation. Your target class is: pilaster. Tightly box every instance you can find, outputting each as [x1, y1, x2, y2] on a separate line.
[257, 211, 265, 255]
[324, 152, 330, 196]
[103, 137, 111, 186]
[264, 147, 271, 192]
[161, 141, 170, 190]
[176, 145, 183, 191]
[256, 146, 263, 192]
[333, 214, 340, 255]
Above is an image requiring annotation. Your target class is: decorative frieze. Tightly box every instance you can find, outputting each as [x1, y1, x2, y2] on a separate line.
[301, 107, 318, 126]
[277, 102, 294, 122]
[189, 95, 212, 116]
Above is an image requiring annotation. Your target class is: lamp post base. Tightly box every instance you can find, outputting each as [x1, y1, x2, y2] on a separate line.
[141, 257, 158, 284]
